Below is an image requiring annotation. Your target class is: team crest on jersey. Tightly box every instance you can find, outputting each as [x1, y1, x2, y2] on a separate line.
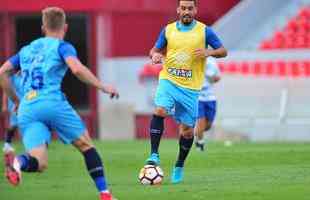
[174, 52, 190, 65]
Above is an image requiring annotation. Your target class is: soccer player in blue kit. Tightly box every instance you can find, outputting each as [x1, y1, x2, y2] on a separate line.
[194, 56, 221, 151]
[0, 7, 118, 200]
[2, 72, 23, 153]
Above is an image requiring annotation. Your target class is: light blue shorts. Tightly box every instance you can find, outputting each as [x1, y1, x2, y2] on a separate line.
[154, 79, 199, 128]
[18, 98, 86, 151]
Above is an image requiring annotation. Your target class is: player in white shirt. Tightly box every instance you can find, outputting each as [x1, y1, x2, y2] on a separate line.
[194, 57, 221, 151]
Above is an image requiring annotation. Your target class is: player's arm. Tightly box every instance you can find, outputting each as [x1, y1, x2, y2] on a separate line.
[66, 58, 119, 99]
[194, 27, 227, 59]
[149, 28, 167, 64]
[0, 60, 19, 109]
[1, 91, 8, 113]
[60, 42, 119, 98]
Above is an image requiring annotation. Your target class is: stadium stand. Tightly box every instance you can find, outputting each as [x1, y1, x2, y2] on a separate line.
[260, 6, 310, 50]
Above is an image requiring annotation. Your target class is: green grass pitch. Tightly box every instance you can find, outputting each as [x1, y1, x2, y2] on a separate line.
[1, 140, 310, 200]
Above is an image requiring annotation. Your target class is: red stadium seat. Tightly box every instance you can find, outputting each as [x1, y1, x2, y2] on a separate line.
[298, 7, 310, 19]
[265, 61, 274, 75]
[290, 61, 300, 77]
[302, 61, 310, 76]
[253, 61, 262, 75]
[226, 62, 238, 74]
[296, 36, 307, 48]
[260, 40, 272, 50]
[275, 60, 287, 76]
[240, 61, 250, 74]
[219, 60, 310, 78]
[260, 7, 310, 50]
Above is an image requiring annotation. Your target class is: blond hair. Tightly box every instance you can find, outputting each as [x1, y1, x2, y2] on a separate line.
[42, 7, 66, 31]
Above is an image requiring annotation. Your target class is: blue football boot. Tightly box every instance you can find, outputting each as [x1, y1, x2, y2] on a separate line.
[145, 153, 160, 166]
[171, 167, 184, 184]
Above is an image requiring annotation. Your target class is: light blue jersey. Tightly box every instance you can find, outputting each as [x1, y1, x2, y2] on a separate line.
[9, 37, 86, 151]
[198, 57, 220, 102]
[18, 37, 71, 102]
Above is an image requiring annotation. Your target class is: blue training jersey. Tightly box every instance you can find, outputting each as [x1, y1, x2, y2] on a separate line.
[9, 37, 77, 104]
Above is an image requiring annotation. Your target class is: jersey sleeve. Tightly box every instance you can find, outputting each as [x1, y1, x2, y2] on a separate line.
[205, 27, 223, 49]
[58, 42, 77, 60]
[154, 28, 167, 49]
[8, 54, 20, 70]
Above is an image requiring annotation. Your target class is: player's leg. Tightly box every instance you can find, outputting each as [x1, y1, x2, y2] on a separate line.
[3, 112, 18, 152]
[194, 118, 208, 151]
[171, 87, 198, 183]
[194, 101, 207, 151]
[171, 123, 194, 184]
[72, 132, 116, 199]
[146, 107, 167, 165]
[146, 80, 174, 166]
[5, 122, 51, 186]
[3, 127, 17, 152]
[195, 101, 216, 151]
[53, 100, 116, 200]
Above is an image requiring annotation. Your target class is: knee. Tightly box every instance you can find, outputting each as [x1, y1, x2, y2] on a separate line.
[73, 134, 94, 153]
[180, 128, 194, 139]
[154, 107, 168, 117]
[77, 141, 94, 152]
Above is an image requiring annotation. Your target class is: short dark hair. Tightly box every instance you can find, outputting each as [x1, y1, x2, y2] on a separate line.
[178, 0, 197, 5]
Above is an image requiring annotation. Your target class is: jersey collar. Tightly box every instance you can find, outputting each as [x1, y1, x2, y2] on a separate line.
[176, 20, 197, 32]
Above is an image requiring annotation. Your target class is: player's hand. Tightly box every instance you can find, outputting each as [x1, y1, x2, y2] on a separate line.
[151, 52, 163, 64]
[102, 84, 120, 99]
[194, 48, 211, 59]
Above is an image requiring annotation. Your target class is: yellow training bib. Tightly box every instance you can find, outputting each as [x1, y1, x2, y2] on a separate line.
[159, 21, 206, 90]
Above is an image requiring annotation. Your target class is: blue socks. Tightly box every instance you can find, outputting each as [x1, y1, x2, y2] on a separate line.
[83, 148, 108, 192]
[17, 154, 39, 172]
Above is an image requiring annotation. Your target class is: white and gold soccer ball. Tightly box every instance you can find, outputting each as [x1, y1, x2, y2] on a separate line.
[138, 165, 164, 185]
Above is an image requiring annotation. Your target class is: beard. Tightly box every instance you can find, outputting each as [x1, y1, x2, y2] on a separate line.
[181, 15, 193, 25]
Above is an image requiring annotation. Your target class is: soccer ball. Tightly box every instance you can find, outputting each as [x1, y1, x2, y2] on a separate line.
[138, 165, 164, 185]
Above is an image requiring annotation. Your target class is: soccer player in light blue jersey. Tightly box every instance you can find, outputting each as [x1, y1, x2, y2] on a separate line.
[2, 72, 23, 153]
[194, 56, 221, 151]
[0, 7, 118, 200]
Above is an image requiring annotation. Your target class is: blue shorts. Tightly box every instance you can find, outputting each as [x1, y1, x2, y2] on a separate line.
[154, 79, 199, 128]
[18, 99, 86, 151]
[197, 100, 217, 123]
